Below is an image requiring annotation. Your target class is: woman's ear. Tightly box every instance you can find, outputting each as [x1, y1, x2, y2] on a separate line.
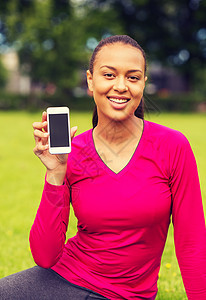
[86, 70, 93, 92]
[143, 76, 148, 89]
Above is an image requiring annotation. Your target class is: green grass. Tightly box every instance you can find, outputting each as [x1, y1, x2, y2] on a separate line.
[0, 110, 205, 299]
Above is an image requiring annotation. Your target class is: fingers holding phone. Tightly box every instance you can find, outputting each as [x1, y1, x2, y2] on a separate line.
[47, 107, 71, 155]
[33, 107, 77, 184]
[33, 111, 49, 157]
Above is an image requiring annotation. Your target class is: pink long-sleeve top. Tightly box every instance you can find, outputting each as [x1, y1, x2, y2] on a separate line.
[29, 120, 206, 299]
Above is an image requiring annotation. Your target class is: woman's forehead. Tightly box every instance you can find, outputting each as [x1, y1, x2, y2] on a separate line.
[94, 43, 145, 70]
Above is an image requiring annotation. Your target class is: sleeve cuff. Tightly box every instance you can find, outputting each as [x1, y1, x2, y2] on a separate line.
[44, 179, 66, 192]
[42, 179, 70, 208]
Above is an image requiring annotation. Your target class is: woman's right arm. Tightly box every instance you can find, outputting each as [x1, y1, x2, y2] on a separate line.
[29, 111, 77, 268]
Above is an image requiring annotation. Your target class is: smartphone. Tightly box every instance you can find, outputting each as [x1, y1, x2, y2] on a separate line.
[47, 106, 71, 154]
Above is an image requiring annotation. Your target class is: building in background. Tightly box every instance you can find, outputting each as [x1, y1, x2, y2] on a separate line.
[1, 51, 30, 95]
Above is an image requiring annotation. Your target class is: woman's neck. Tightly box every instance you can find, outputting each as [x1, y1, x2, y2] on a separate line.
[93, 116, 143, 147]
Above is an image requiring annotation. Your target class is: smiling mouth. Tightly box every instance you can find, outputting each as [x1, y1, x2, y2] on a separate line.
[107, 97, 130, 104]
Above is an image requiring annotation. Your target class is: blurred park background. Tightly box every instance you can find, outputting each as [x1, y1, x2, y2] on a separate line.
[0, 0, 206, 111]
[0, 1, 206, 299]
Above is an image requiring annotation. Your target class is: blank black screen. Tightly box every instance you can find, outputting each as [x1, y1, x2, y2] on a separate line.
[49, 114, 70, 147]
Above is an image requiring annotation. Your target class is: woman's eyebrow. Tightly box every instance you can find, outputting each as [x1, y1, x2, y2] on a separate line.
[100, 65, 143, 73]
[127, 69, 143, 73]
[100, 65, 116, 71]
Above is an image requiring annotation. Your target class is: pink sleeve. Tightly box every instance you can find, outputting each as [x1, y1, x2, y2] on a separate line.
[170, 134, 206, 299]
[29, 180, 70, 268]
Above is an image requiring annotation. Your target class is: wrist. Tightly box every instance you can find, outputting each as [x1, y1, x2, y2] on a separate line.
[46, 167, 67, 186]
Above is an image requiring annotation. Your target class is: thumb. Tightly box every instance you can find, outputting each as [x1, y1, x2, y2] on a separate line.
[71, 126, 78, 140]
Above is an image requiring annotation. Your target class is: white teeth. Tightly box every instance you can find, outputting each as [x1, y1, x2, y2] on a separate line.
[109, 98, 128, 104]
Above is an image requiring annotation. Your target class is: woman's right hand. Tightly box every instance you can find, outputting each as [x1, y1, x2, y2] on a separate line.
[33, 111, 77, 185]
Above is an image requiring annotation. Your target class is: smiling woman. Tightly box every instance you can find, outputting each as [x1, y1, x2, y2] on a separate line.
[87, 44, 147, 121]
[0, 35, 206, 300]
[86, 41, 147, 174]
[89, 35, 147, 128]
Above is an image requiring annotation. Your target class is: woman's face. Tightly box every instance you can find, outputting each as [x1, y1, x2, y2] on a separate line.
[87, 43, 147, 123]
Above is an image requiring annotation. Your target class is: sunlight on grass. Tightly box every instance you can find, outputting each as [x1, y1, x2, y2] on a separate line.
[0, 110, 205, 299]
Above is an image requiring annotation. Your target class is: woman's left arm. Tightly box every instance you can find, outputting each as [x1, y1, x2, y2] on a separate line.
[170, 134, 206, 299]
[29, 179, 70, 268]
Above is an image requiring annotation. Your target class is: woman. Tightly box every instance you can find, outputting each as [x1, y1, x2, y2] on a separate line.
[0, 35, 206, 300]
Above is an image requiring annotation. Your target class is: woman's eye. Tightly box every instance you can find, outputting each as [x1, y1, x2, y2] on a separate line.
[104, 73, 115, 78]
[128, 76, 139, 81]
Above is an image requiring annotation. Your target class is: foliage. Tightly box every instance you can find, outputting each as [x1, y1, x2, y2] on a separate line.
[0, 90, 28, 109]
[0, 0, 85, 92]
[0, 0, 124, 93]
[80, 0, 206, 89]
[0, 58, 8, 88]
[0, 0, 205, 99]
[144, 91, 206, 113]
[0, 88, 205, 113]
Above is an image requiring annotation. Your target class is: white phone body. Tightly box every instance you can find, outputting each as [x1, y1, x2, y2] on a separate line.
[47, 107, 71, 154]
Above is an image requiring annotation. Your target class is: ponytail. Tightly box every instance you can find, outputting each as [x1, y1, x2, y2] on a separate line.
[92, 105, 98, 129]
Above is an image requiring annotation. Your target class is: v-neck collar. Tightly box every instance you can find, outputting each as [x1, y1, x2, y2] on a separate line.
[90, 120, 146, 178]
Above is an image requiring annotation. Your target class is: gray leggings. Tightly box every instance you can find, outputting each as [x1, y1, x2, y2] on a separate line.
[0, 266, 108, 300]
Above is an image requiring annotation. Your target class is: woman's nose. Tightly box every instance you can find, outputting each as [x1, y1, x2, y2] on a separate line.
[113, 77, 128, 92]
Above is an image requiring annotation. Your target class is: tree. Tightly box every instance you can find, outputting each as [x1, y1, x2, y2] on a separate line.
[0, 0, 124, 94]
[0, 58, 7, 88]
[0, 0, 205, 95]
[79, 0, 206, 90]
[0, 0, 87, 93]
